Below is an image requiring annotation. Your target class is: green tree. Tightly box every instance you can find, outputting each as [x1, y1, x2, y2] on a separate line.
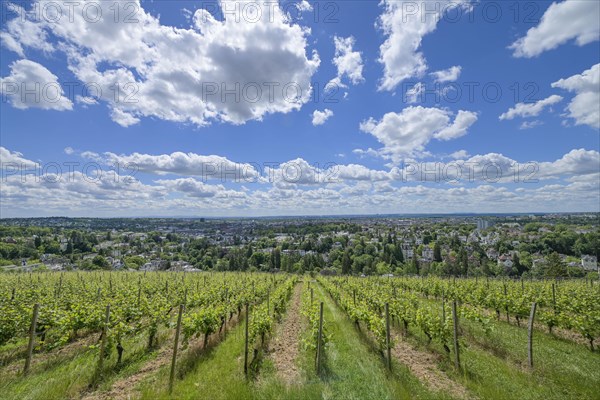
[394, 245, 404, 263]
[273, 247, 281, 270]
[512, 253, 527, 276]
[341, 251, 352, 275]
[433, 242, 442, 262]
[411, 249, 420, 275]
[124, 255, 145, 269]
[376, 261, 391, 275]
[92, 255, 110, 270]
[458, 248, 468, 276]
[544, 252, 567, 278]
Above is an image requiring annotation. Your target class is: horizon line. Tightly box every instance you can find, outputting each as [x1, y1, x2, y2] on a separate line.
[1, 211, 599, 221]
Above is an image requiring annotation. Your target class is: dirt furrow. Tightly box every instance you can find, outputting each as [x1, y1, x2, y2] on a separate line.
[268, 283, 303, 386]
[391, 333, 474, 400]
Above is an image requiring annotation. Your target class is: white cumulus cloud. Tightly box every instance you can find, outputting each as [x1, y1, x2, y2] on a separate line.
[0, 0, 320, 127]
[2, 146, 599, 216]
[377, 0, 469, 91]
[359, 106, 478, 161]
[499, 95, 563, 120]
[510, 0, 600, 58]
[0, 59, 73, 111]
[312, 109, 334, 126]
[430, 66, 462, 83]
[82, 150, 262, 182]
[327, 36, 364, 91]
[405, 82, 425, 104]
[551, 63, 600, 129]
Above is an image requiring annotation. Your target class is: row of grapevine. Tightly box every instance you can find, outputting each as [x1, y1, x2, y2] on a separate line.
[0, 272, 293, 375]
[248, 276, 297, 347]
[319, 276, 494, 370]
[384, 276, 600, 350]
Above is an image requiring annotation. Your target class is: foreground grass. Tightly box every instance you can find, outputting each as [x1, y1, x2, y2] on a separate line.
[393, 297, 600, 400]
[0, 327, 170, 400]
[458, 317, 600, 400]
[0, 337, 28, 366]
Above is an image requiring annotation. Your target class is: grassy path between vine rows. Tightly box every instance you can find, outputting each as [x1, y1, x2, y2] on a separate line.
[0, 330, 99, 381]
[0, 326, 172, 400]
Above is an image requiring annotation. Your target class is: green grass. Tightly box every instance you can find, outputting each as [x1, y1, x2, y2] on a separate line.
[387, 297, 600, 400]
[0, 327, 171, 400]
[457, 317, 600, 400]
[0, 337, 28, 366]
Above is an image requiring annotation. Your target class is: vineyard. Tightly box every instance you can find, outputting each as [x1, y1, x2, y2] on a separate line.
[1, 272, 599, 400]
[321, 276, 600, 352]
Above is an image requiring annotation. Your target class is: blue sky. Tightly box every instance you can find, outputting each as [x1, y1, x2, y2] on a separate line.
[0, 0, 599, 217]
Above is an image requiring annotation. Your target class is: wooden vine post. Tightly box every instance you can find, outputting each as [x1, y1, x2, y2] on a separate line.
[23, 303, 40, 375]
[441, 292, 446, 322]
[98, 305, 111, 372]
[169, 304, 184, 394]
[503, 283, 509, 322]
[57, 274, 63, 298]
[244, 303, 249, 376]
[316, 302, 324, 374]
[452, 301, 460, 370]
[528, 302, 537, 368]
[385, 302, 392, 371]
[137, 277, 142, 306]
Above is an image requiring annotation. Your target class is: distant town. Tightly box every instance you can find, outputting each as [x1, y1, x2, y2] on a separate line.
[1, 213, 598, 278]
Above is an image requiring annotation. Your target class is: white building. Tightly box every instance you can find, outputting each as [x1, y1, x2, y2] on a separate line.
[422, 248, 434, 261]
[476, 219, 491, 230]
[401, 244, 414, 259]
[582, 255, 598, 271]
[498, 254, 513, 269]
